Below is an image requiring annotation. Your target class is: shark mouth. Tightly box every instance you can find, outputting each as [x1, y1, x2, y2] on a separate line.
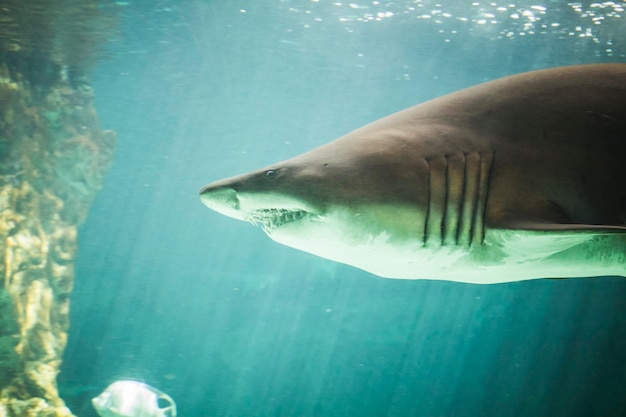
[246, 208, 317, 232]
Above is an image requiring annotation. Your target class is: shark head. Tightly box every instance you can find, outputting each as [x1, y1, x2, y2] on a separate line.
[200, 133, 440, 276]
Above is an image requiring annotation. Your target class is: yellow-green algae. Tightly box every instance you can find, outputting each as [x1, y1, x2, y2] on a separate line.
[0, 2, 116, 416]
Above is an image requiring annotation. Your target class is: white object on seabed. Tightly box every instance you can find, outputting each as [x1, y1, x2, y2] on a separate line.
[92, 380, 176, 417]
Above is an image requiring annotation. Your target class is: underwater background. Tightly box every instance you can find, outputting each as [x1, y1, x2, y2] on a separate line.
[57, 1, 626, 416]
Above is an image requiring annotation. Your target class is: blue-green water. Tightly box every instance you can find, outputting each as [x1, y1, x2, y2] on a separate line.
[59, 1, 626, 416]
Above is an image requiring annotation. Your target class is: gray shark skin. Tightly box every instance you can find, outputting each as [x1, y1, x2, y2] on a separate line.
[200, 64, 626, 283]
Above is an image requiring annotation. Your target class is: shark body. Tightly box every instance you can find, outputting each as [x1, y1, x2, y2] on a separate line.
[200, 64, 626, 283]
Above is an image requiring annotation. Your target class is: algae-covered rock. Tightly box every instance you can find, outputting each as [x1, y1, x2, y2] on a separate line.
[0, 2, 116, 416]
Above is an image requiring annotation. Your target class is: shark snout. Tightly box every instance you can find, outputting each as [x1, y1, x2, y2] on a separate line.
[199, 185, 245, 220]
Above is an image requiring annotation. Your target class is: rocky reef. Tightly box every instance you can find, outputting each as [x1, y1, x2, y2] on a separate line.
[0, 1, 115, 416]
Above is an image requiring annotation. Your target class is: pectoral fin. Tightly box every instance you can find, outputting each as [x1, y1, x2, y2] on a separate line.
[503, 219, 626, 232]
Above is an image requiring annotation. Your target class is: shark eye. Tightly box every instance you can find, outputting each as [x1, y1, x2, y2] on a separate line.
[265, 170, 277, 179]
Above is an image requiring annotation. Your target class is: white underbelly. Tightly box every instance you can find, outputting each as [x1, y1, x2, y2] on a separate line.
[270, 226, 626, 283]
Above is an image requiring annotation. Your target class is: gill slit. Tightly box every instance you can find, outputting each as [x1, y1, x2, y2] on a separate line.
[455, 152, 468, 246]
[480, 152, 495, 244]
[469, 151, 495, 245]
[423, 158, 431, 246]
[440, 154, 449, 246]
[468, 154, 480, 246]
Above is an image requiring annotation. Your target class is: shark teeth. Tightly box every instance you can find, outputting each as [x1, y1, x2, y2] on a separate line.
[247, 209, 311, 232]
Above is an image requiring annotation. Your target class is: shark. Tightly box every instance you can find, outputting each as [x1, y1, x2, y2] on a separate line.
[199, 64, 626, 284]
